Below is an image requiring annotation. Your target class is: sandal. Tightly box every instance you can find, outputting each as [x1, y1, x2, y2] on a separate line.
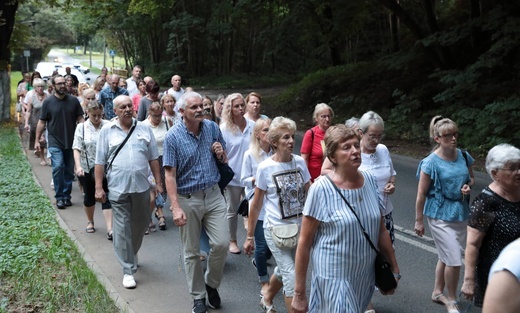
[155, 211, 167, 230]
[40, 160, 47, 166]
[148, 222, 156, 233]
[445, 300, 460, 313]
[432, 293, 449, 305]
[107, 230, 113, 241]
[86, 221, 95, 233]
[260, 295, 276, 313]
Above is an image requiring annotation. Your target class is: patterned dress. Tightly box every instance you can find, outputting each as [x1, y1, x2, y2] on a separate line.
[468, 187, 520, 307]
[303, 171, 382, 312]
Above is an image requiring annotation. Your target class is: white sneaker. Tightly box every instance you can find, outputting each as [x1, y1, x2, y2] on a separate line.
[122, 274, 136, 289]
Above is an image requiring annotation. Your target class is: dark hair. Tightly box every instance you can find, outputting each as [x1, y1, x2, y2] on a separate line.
[145, 80, 160, 93]
[51, 75, 64, 85]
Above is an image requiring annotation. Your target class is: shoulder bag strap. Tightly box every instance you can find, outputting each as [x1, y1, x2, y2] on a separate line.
[106, 120, 137, 171]
[325, 175, 381, 254]
[83, 123, 90, 169]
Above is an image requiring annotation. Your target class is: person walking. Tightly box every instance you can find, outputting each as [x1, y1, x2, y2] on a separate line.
[163, 91, 229, 313]
[35, 75, 84, 209]
[94, 95, 162, 289]
[415, 116, 474, 313]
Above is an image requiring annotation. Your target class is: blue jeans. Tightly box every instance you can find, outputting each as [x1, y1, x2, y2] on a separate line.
[200, 227, 210, 254]
[254, 220, 272, 283]
[48, 147, 74, 201]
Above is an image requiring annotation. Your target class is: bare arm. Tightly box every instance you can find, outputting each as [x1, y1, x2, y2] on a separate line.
[461, 226, 486, 299]
[34, 120, 46, 151]
[483, 271, 520, 313]
[94, 164, 106, 203]
[321, 157, 334, 176]
[292, 215, 320, 313]
[244, 187, 266, 255]
[300, 153, 309, 167]
[73, 149, 85, 177]
[149, 159, 163, 194]
[414, 170, 431, 237]
[165, 166, 187, 227]
[24, 94, 34, 131]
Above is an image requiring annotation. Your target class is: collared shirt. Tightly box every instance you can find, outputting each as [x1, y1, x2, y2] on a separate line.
[220, 119, 255, 186]
[163, 119, 226, 194]
[98, 86, 129, 120]
[95, 118, 159, 195]
[72, 119, 109, 170]
[126, 77, 138, 97]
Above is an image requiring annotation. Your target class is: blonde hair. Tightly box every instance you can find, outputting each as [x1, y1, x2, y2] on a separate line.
[429, 115, 458, 149]
[313, 103, 334, 122]
[268, 116, 297, 151]
[221, 93, 245, 135]
[249, 117, 271, 162]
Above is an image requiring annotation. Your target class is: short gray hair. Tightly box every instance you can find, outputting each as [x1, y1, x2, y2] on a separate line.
[485, 143, 520, 177]
[344, 117, 359, 129]
[178, 91, 202, 110]
[313, 103, 334, 121]
[268, 116, 297, 150]
[359, 111, 384, 133]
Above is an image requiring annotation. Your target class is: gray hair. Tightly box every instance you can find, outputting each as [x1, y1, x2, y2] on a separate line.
[268, 116, 297, 150]
[178, 91, 202, 110]
[359, 111, 384, 133]
[313, 103, 334, 121]
[32, 78, 45, 87]
[485, 143, 520, 177]
[344, 117, 359, 129]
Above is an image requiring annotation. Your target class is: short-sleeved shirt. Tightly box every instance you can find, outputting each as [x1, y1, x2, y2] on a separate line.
[39, 94, 84, 149]
[359, 144, 396, 215]
[255, 155, 311, 228]
[468, 187, 520, 307]
[142, 118, 169, 156]
[98, 86, 129, 120]
[137, 95, 163, 121]
[167, 88, 184, 113]
[95, 118, 159, 196]
[241, 148, 272, 220]
[72, 119, 109, 170]
[163, 119, 225, 194]
[416, 149, 474, 221]
[489, 238, 520, 281]
[300, 125, 326, 181]
[220, 119, 255, 187]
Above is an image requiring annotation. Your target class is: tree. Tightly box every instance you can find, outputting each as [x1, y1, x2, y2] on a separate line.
[0, 0, 19, 121]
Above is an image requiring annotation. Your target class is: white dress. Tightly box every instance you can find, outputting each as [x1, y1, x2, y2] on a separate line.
[303, 171, 382, 313]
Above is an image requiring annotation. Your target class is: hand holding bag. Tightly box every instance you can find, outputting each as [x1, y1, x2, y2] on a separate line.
[325, 175, 397, 293]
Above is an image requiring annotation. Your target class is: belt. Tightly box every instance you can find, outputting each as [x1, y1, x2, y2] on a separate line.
[178, 184, 219, 199]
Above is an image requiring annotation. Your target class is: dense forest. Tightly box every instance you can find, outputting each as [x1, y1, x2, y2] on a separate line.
[5, 0, 520, 154]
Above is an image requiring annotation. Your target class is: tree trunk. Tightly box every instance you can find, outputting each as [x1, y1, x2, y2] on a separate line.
[0, 0, 19, 121]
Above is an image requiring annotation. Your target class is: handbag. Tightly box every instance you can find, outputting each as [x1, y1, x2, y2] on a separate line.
[325, 175, 397, 293]
[212, 131, 234, 193]
[270, 223, 300, 250]
[237, 192, 254, 217]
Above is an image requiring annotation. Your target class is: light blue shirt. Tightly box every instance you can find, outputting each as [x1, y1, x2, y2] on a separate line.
[163, 119, 226, 194]
[417, 149, 474, 221]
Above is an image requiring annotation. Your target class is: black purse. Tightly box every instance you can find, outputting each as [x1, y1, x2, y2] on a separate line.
[216, 160, 234, 193]
[325, 175, 397, 293]
[237, 192, 254, 217]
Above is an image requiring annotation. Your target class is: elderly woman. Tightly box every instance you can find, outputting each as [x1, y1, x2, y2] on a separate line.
[292, 125, 399, 313]
[240, 117, 273, 296]
[161, 94, 180, 127]
[220, 93, 255, 253]
[244, 92, 267, 122]
[244, 116, 311, 312]
[301, 103, 334, 181]
[24, 78, 49, 165]
[72, 101, 113, 237]
[461, 143, 520, 307]
[142, 101, 169, 231]
[415, 116, 475, 313]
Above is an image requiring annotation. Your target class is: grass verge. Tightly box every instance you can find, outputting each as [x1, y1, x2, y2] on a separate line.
[0, 124, 120, 313]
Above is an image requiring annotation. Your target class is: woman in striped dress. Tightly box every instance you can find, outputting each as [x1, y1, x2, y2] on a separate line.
[292, 125, 399, 313]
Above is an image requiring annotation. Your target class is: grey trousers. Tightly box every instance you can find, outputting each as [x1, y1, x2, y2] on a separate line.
[109, 190, 150, 275]
[178, 184, 228, 299]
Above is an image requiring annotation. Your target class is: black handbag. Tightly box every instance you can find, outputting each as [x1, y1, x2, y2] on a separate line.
[325, 175, 397, 293]
[237, 192, 254, 217]
[216, 161, 234, 192]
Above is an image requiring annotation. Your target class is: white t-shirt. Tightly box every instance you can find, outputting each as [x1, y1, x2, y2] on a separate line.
[142, 117, 169, 156]
[359, 143, 396, 215]
[255, 155, 311, 228]
[489, 238, 520, 282]
[167, 88, 184, 113]
[126, 77, 138, 97]
[220, 119, 255, 187]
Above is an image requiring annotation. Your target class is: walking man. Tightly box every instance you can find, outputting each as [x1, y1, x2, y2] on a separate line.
[95, 95, 162, 289]
[163, 92, 228, 313]
[167, 74, 184, 113]
[99, 74, 129, 121]
[125, 65, 142, 97]
[35, 75, 84, 209]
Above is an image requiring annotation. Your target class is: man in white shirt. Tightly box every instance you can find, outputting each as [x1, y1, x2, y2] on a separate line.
[167, 74, 184, 113]
[94, 95, 162, 289]
[125, 65, 142, 97]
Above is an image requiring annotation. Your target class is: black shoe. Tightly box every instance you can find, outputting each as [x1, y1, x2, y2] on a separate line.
[63, 199, 72, 207]
[56, 199, 66, 210]
[192, 298, 207, 313]
[205, 284, 221, 309]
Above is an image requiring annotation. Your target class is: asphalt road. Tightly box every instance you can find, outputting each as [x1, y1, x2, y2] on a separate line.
[30, 51, 489, 312]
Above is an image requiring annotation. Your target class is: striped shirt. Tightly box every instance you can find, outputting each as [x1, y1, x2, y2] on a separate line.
[163, 119, 225, 194]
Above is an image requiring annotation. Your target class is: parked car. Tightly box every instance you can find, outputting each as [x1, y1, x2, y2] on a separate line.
[35, 62, 62, 81]
[57, 67, 90, 83]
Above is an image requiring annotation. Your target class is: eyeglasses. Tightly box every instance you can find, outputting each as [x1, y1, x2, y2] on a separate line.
[498, 166, 520, 174]
[365, 133, 384, 141]
[441, 132, 459, 139]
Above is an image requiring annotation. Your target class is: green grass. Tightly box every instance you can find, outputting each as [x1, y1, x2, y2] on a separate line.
[0, 125, 120, 313]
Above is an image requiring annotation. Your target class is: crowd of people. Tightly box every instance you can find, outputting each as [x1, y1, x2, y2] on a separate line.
[16, 63, 520, 313]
